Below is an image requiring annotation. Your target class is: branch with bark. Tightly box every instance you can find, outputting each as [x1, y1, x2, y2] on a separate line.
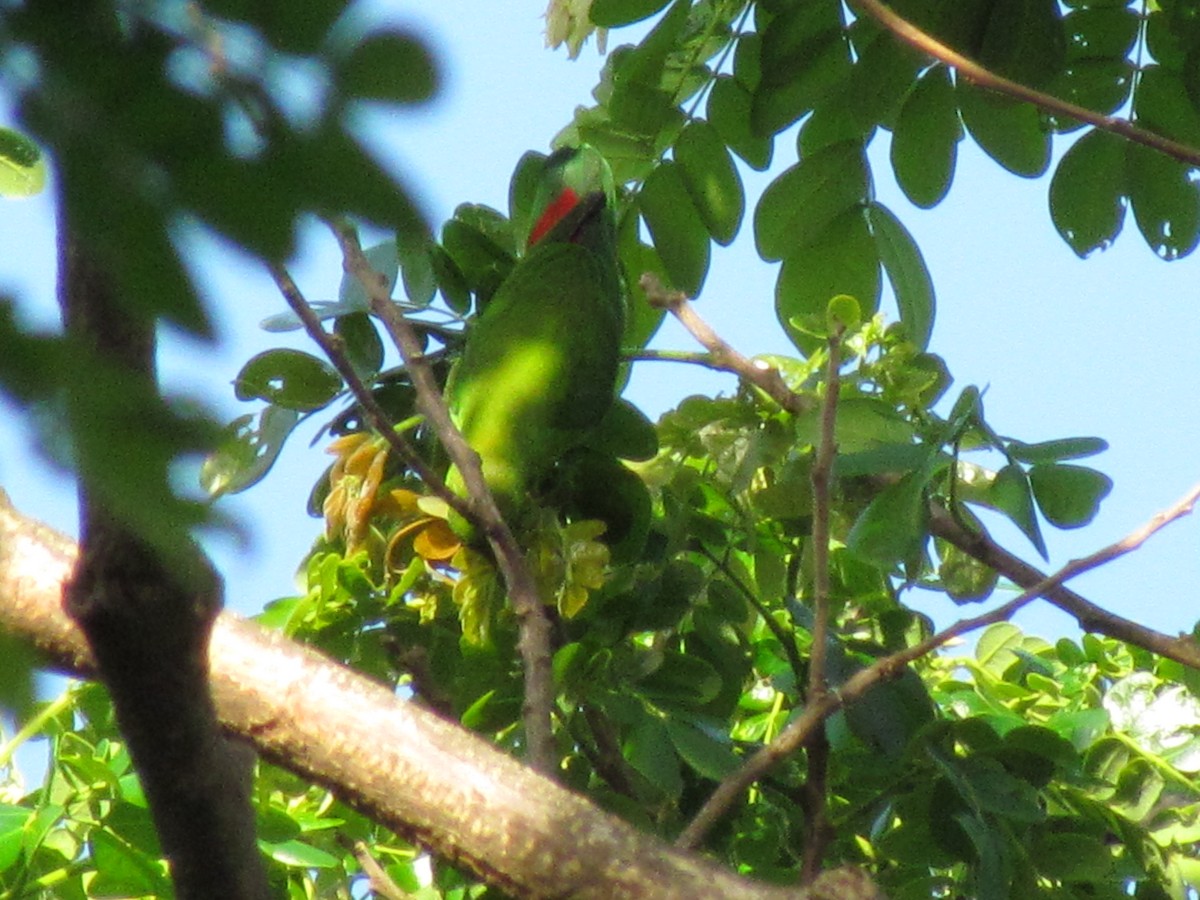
[0, 492, 883, 900]
[56, 221, 270, 899]
[267, 223, 557, 776]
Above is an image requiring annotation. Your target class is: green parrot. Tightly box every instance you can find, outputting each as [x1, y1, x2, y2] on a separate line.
[444, 145, 626, 520]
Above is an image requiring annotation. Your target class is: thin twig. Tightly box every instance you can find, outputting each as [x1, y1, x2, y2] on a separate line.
[851, 0, 1200, 168]
[640, 274, 816, 415]
[266, 263, 471, 519]
[798, 330, 842, 880]
[677, 481, 1200, 848]
[338, 836, 414, 900]
[928, 495, 1200, 669]
[293, 225, 556, 776]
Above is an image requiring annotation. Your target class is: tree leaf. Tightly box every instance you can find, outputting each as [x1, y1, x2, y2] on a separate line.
[957, 81, 1051, 176]
[590, 0, 673, 27]
[937, 537, 999, 603]
[234, 349, 342, 410]
[979, 0, 1066, 88]
[984, 464, 1047, 558]
[707, 75, 773, 170]
[1007, 436, 1108, 463]
[1125, 141, 1200, 260]
[1029, 463, 1112, 528]
[847, 469, 930, 569]
[776, 207, 881, 354]
[201, 405, 300, 497]
[337, 30, 438, 104]
[665, 718, 740, 780]
[333, 312, 384, 379]
[639, 160, 711, 295]
[675, 120, 745, 246]
[867, 202, 936, 349]
[891, 66, 961, 208]
[0, 127, 46, 197]
[1134, 65, 1200, 149]
[1049, 128, 1128, 257]
[755, 141, 868, 261]
[752, 20, 851, 136]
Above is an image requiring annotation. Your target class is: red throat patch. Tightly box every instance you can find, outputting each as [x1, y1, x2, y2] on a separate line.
[528, 186, 580, 246]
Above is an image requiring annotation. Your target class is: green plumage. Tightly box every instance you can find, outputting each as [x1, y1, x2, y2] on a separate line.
[444, 146, 625, 514]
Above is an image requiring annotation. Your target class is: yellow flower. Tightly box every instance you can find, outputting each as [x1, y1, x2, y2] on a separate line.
[323, 434, 389, 553]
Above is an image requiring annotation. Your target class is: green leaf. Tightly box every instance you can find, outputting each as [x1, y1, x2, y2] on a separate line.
[937, 537, 999, 603]
[1007, 436, 1108, 463]
[338, 30, 438, 104]
[867, 202, 935, 349]
[339, 240, 400, 311]
[637, 651, 722, 707]
[0, 804, 29, 873]
[88, 828, 169, 897]
[957, 82, 1051, 176]
[0, 127, 46, 197]
[205, 0, 344, 55]
[1029, 463, 1112, 528]
[639, 161, 711, 295]
[333, 312, 384, 379]
[262, 838, 341, 868]
[776, 207, 881, 355]
[625, 717, 683, 799]
[665, 718, 740, 780]
[675, 120, 745, 246]
[397, 227, 437, 307]
[891, 66, 961, 208]
[1029, 832, 1114, 881]
[985, 464, 1048, 558]
[235, 349, 342, 411]
[201, 405, 301, 497]
[707, 75, 773, 170]
[1046, 59, 1135, 131]
[1049, 129, 1128, 257]
[755, 141, 868, 261]
[753, 21, 851, 135]
[1135, 66, 1200, 149]
[847, 469, 930, 569]
[1063, 7, 1139, 61]
[979, 0, 1066, 88]
[1125, 142, 1200, 259]
[590, 0, 673, 27]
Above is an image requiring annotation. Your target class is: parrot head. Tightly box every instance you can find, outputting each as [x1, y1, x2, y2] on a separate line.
[526, 145, 616, 249]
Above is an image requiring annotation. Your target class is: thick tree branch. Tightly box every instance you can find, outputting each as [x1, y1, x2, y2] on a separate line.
[56, 223, 269, 898]
[850, 0, 1200, 168]
[326, 221, 556, 775]
[0, 493, 882, 900]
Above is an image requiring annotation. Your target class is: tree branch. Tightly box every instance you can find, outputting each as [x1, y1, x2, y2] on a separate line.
[798, 331, 842, 881]
[640, 274, 817, 415]
[266, 262, 471, 520]
[57, 220, 269, 899]
[324, 221, 556, 776]
[0, 492, 882, 900]
[850, 0, 1200, 168]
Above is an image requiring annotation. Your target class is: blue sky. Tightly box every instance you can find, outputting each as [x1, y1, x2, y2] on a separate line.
[1, 1, 1198, 648]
